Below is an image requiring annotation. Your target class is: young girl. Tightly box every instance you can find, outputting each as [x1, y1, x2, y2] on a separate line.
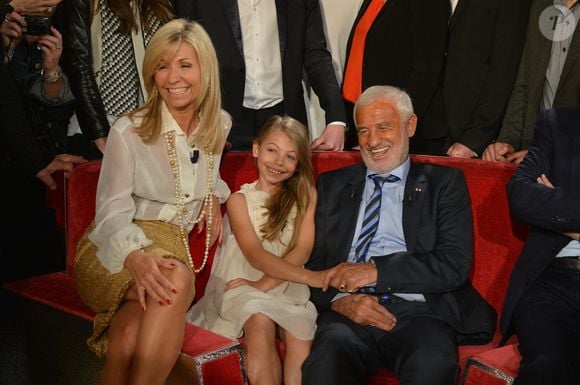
[188, 115, 324, 385]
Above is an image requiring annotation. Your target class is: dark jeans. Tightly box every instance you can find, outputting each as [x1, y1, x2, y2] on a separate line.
[302, 303, 458, 385]
[512, 267, 580, 385]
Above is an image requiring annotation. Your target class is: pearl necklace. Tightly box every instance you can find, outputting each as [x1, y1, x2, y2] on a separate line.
[165, 131, 214, 273]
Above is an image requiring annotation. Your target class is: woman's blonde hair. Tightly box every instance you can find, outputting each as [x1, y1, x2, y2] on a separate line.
[256, 116, 314, 254]
[131, 19, 227, 153]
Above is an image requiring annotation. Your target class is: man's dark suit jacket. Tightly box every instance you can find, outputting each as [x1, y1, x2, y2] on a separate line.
[501, 108, 580, 338]
[174, 0, 347, 130]
[306, 161, 497, 345]
[444, 0, 532, 155]
[345, 0, 450, 140]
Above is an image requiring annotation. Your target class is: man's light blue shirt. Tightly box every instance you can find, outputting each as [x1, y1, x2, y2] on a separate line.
[335, 158, 425, 302]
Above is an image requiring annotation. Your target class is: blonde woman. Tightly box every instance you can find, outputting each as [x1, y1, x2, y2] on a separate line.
[74, 20, 230, 385]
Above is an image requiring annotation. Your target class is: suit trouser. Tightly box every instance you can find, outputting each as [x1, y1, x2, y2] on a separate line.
[512, 266, 580, 385]
[229, 102, 285, 150]
[302, 302, 458, 385]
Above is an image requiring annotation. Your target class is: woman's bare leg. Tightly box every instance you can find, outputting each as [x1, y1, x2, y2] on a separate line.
[96, 301, 142, 385]
[128, 261, 194, 385]
[243, 313, 281, 385]
[280, 329, 311, 385]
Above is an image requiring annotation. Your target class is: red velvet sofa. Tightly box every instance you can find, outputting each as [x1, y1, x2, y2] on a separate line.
[4, 152, 527, 385]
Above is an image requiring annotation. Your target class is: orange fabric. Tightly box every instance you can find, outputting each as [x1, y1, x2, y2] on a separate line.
[342, 0, 387, 103]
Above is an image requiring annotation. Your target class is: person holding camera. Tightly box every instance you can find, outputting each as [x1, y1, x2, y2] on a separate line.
[0, 6, 86, 283]
[1, 5, 75, 155]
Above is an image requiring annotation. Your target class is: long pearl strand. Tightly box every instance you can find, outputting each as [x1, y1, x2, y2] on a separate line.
[165, 131, 214, 273]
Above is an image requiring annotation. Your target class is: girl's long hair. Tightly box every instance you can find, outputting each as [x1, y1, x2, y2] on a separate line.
[256, 116, 314, 254]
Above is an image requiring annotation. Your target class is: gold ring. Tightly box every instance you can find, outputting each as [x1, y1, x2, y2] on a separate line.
[339, 284, 346, 291]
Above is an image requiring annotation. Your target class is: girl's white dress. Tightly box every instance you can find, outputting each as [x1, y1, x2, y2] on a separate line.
[187, 182, 317, 341]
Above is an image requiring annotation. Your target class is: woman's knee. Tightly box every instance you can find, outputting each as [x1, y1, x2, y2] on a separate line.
[164, 261, 195, 305]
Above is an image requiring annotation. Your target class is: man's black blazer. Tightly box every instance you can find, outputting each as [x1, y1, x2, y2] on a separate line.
[501, 108, 580, 338]
[307, 161, 497, 344]
[174, 0, 347, 130]
[345, 0, 450, 140]
[443, 0, 532, 155]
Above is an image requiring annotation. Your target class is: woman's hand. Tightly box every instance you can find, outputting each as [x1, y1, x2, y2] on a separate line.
[38, 26, 62, 75]
[124, 249, 178, 311]
[1, 11, 25, 50]
[9, 0, 61, 15]
[197, 195, 223, 247]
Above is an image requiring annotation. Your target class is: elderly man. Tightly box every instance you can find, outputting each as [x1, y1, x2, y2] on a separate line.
[304, 85, 496, 385]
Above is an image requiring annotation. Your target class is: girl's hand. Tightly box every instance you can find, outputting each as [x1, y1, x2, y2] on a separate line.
[124, 249, 177, 311]
[197, 195, 223, 246]
[226, 276, 277, 292]
[305, 269, 330, 289]
[226, 278, 254, 291]
[38, 26, 62, 74]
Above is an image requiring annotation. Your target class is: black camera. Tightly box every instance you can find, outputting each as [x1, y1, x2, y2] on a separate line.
[22, 15, 51, 36]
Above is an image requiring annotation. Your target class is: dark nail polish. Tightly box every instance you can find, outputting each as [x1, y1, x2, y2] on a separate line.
[166, 299, 172, 305]
[172, 289, 177, 294]
[158, 300, 164, 306]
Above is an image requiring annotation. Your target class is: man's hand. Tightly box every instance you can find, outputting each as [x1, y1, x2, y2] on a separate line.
[482, 142, 515, 162]
[506, 150, 528, 164]
[36, 153, 87, 189]
[446, 142, 477, 158]
[323, 262, 377, 293]
[331, 294, 397, 331]
[537, 174, 579, 240]
[311, 123, 345, 151]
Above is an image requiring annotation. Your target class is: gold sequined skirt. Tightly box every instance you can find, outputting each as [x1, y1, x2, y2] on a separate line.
[74, 220, 195, 357]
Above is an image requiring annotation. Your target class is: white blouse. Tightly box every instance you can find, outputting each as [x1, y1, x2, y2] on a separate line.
[89, 104, 231, 273]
